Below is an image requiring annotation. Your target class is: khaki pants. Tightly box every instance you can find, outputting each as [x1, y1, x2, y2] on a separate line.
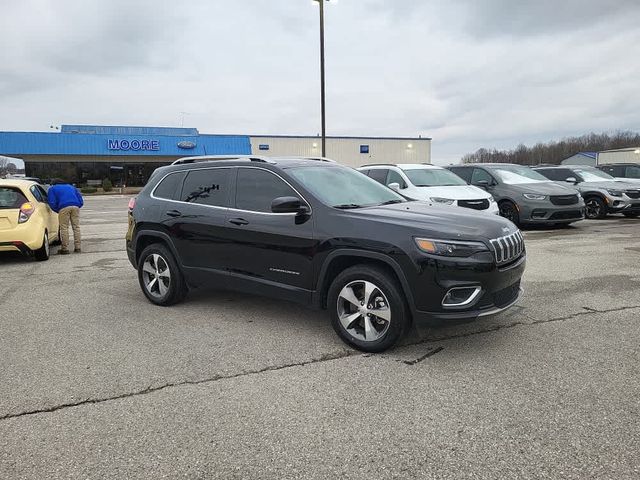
[58, 206, 81, 250]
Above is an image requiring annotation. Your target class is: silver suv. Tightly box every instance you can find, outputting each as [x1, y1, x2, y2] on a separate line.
[534, 166, 640, 219]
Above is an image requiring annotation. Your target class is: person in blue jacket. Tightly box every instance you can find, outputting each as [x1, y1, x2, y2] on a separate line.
[47, 179, 84, 254]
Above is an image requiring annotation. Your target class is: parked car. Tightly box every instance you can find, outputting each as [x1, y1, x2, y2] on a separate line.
[596, 163, 640, 184]
[357, 163, 499, 215]
[533, 165, 640, 219]
[446, 164, 585, 227]
[0, 179, 59, 261]
[126, 156, 526, 352]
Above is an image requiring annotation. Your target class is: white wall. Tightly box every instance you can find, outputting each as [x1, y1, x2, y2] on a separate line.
[598, 148, 640, 165]
[249, 136, 431, 167]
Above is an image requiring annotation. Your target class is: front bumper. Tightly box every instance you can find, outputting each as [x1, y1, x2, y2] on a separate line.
[409, 253, 526, 327]
[606, 198, 640, 213]
[519, 202, 585, 224]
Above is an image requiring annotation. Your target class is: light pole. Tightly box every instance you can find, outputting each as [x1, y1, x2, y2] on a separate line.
[313, 0, 329, 157]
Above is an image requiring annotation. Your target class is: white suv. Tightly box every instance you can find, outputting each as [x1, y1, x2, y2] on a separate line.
[358, 164, 499, 214]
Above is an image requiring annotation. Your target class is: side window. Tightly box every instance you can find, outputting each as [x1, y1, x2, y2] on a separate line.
[30, 185, 44, 202]
[154, 172, 185, 200]
[449, 167, 471, 183]
[180, 169, 231, 207]
[235, 168, 298, 213]
[368, 169, 388, 185]
[471, 168, 493, 185]
[386, 170, 406, 188]
[537, 169, 562, 181]
[359, 169, 370, 176]
[599, 166, 614, 175]
[626, 166, 640, 179]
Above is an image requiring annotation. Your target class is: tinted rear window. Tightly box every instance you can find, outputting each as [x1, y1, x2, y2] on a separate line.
[0, 187, 28, 209]
[448, 167, 472, 183]
[154, 172, 185, 200]
[180, 168, 231, 207]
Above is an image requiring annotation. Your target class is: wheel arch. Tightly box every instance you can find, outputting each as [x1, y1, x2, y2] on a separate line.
[314, 249, 415, 314]
[134, 230, 182, 266]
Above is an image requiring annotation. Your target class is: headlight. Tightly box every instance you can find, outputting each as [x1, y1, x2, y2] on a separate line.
[415, 238, 489, 257]
[607, 190, 623, 197]
[489, 196, 496, 203]
[430, 197, 455, 205]
[523, 193, 547, 200]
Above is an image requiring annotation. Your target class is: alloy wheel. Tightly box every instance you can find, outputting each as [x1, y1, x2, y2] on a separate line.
[142, 253, 171, 298]
[500, 204, 517, 222]
[336, 280, 391, 342]
[585, 199, 602, 219]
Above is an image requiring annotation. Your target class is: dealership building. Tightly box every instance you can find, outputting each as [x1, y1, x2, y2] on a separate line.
[0, 125, 431, 186]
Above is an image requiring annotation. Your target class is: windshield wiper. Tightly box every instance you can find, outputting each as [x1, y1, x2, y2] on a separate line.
[377, 199, 405, 206]
[333, 203, 363, 209]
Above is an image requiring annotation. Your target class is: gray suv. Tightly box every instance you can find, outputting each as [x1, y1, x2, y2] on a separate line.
[534, 165, 640, 219]
[447, 164, 585, 227]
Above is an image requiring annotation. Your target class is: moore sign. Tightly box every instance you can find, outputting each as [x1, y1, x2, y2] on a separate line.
[107, 139, 160, 151]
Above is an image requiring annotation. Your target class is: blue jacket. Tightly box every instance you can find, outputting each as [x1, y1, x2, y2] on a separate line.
[47, 184, 84, 213]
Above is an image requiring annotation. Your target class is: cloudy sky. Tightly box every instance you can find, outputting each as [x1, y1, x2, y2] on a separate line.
[1, 0, 639, 164]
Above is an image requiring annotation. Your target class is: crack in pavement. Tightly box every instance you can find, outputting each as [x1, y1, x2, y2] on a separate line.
[2, 304, 639, 422]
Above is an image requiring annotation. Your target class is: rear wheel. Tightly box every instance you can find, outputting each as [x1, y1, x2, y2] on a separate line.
[584, 197, 607, 219]
[34, 231, 50, 261]
[499, 201, 520, 226]
[137, 243, 187, 306]
[327, 265, 409, 353]
[623, 212, 639, 218]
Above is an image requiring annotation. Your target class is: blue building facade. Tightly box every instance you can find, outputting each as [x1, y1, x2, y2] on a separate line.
[0, 125, 251, 186]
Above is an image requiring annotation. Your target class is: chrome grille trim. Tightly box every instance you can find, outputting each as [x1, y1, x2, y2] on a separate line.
[490, 231, 525, 265]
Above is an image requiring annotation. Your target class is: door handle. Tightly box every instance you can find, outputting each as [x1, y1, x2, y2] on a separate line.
[166, 209, 182, 217]
[229, 217, 249, 226]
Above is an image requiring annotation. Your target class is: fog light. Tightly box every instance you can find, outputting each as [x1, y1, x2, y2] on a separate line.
[442, 286, 482, 307]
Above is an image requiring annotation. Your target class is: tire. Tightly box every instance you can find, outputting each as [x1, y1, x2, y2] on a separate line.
[137, 243, 187, 306]
[584, 197, 607, 219]
[33, 231, 50, 261]
[327, 265, 410, 353]
[623, 212, 639, 218]
[499, 201, 520, 226]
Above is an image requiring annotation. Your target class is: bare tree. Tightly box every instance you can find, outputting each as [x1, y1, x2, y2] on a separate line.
[461, 130, 640, 165]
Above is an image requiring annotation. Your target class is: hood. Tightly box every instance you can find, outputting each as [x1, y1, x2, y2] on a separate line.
[577, 180, 640, 191]
[514, 181, 579, 195]
[409, 185, 492, 201]
[345, 201, 517, 241]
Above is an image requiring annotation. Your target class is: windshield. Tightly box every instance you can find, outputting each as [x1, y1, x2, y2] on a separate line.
[403, 168, 467, 187]
[491, 166, 549, 184]
[574, 169, 615, 182]
[288, 166, 406, 208]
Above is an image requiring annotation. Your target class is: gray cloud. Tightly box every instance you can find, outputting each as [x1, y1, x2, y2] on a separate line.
[0, 0, 639, 163]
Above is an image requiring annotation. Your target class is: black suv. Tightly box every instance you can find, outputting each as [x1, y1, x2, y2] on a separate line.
[126, 156, 526, 352]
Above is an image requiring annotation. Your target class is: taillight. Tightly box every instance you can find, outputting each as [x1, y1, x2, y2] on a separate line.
[18, 202, 35, 224]
[128, 197, 136, 212]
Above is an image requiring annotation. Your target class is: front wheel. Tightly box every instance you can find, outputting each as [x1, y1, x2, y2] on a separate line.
[137, 243, 187, 306]
[499, 201, 520, 226]
[327, 265, 410, 352]
[33, 231, 50, 261]
[585, 197, 607, 219]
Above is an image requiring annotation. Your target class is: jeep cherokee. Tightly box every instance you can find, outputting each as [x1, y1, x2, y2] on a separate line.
[126, 156, 526, 352]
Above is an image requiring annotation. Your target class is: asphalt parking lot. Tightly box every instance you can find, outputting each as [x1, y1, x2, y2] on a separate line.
[1, 195, 639, 479]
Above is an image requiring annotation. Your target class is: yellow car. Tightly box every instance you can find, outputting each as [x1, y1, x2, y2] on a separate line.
[0, 179, 59, 261]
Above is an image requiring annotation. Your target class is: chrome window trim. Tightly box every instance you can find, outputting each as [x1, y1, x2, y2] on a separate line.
[149, 166, 312, 217]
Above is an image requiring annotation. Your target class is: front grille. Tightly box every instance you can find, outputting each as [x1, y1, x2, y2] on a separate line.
[493, 280, 521, 308]
[490, 230, 525, 265]
[625, 190, 640, 199]
[458, 199, 490, 210]
[550, 194, 579, 206]
[549, 210, 583, 220]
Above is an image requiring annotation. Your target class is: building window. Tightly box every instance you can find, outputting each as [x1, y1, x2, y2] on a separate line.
[360, 145, 370, 154]
[259, 144, 270, 151]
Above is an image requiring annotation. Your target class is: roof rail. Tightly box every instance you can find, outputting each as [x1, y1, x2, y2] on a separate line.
[171, 155, 275, 166]
[359, 163, 399, 168]
[274, 156, 336, 163]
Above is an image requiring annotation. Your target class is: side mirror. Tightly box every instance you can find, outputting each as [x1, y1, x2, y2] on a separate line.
[388, 182, 401, 192]
[565, 177, 578, 184]
[271, 196, 309, 214]
[475, 180, 490, 189]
